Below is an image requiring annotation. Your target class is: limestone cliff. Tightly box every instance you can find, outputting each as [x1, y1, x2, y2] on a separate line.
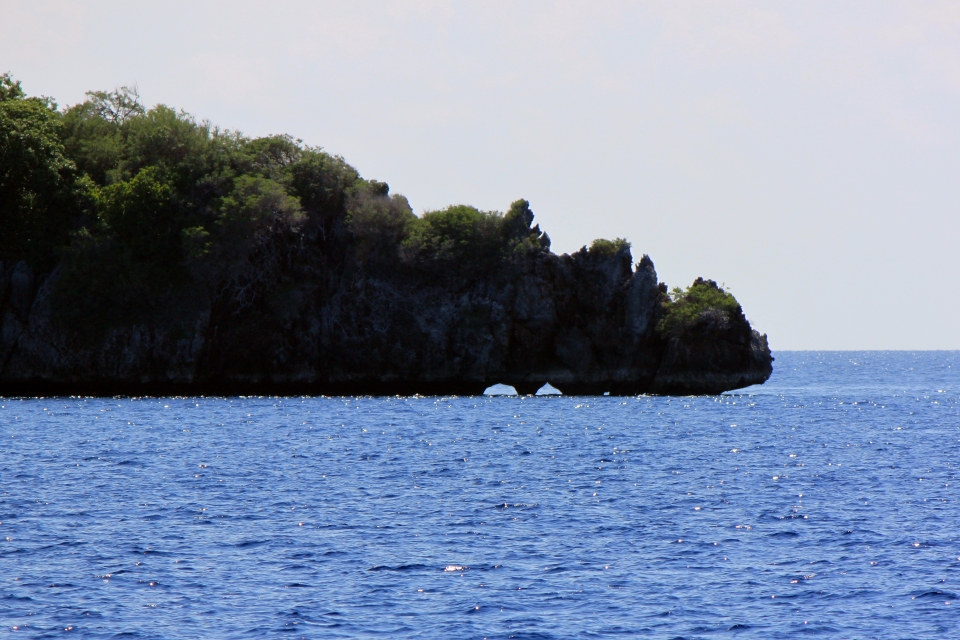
[0, 244, 772, 396]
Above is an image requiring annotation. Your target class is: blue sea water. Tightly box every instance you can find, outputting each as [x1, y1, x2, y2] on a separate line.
[1, 352, 958, 639]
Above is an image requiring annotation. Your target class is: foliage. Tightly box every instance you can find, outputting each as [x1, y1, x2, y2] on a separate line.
[53, 167, 191, 334]
[214, 175, 305, 266]
[589, 237, 631, 257]
[401, 199, 549, 269]
[287, 149, 360, 219]
[94, 167, 178, 260]
[656, 278, 743, 337]
[0, 73, 26, 101]
[242, 134, 302, 179]
[120, 106, 223, 190]
[403, 205, 503, 262]
[85, 85, 144, 124]
[0, 80, 76, 265]
[60, 100, 124, 185]
[346, 189, 415, 264]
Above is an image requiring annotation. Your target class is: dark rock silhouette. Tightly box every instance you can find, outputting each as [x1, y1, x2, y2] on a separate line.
[0, 244, 771, 396]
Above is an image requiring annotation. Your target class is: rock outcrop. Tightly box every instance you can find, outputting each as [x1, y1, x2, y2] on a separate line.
[0, 77, 772, 396]
[0, 245, 772, 396]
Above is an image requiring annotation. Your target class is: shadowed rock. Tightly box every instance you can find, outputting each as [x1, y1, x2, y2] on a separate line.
[0, 243, 772, 396]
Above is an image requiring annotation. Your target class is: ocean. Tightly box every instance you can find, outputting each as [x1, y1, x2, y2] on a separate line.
[1, 352, 958, 638]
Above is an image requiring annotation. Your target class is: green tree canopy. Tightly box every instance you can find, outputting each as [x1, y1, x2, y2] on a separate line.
[0, 76, 75, 264]
[657, 278, 743, 337]
[588, 237, 631, 257]
[401, 199, 548, 269]
[0, 73, 26, 101]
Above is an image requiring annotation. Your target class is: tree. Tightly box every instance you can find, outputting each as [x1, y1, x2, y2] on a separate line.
[656, 278, 744, 337]
[93, 166, 178, 261]
[85, 85, 143, 124]
[0, 73, 25, 101]
[0, 75, 76, 264]
[588, 237, 630, 257]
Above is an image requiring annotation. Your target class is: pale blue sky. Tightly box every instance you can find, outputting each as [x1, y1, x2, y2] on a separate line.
[4, 1, 959, 349]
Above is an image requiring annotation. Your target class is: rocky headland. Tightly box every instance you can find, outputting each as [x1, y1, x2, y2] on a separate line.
[0, 76, 772, 395]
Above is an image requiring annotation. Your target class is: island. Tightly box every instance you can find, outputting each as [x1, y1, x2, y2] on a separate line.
[0, 76, 772, 396]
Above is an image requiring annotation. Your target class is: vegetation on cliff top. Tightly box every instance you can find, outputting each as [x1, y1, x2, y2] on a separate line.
[657, 278, 744, 338]
[1, 74, 746, 337]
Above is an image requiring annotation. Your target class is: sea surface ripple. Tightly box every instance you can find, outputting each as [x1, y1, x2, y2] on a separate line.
[1, 352, 958, 638]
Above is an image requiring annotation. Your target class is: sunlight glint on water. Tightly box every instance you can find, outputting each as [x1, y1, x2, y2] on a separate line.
[1, 352, 958, 638]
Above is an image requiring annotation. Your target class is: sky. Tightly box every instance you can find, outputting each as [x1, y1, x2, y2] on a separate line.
[3, 0, 959, 349]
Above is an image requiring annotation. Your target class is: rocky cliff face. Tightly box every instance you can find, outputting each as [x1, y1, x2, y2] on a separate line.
[0, 244, 772, 396]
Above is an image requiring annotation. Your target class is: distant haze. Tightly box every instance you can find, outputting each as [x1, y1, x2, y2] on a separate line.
[3, 1, 958, 349]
